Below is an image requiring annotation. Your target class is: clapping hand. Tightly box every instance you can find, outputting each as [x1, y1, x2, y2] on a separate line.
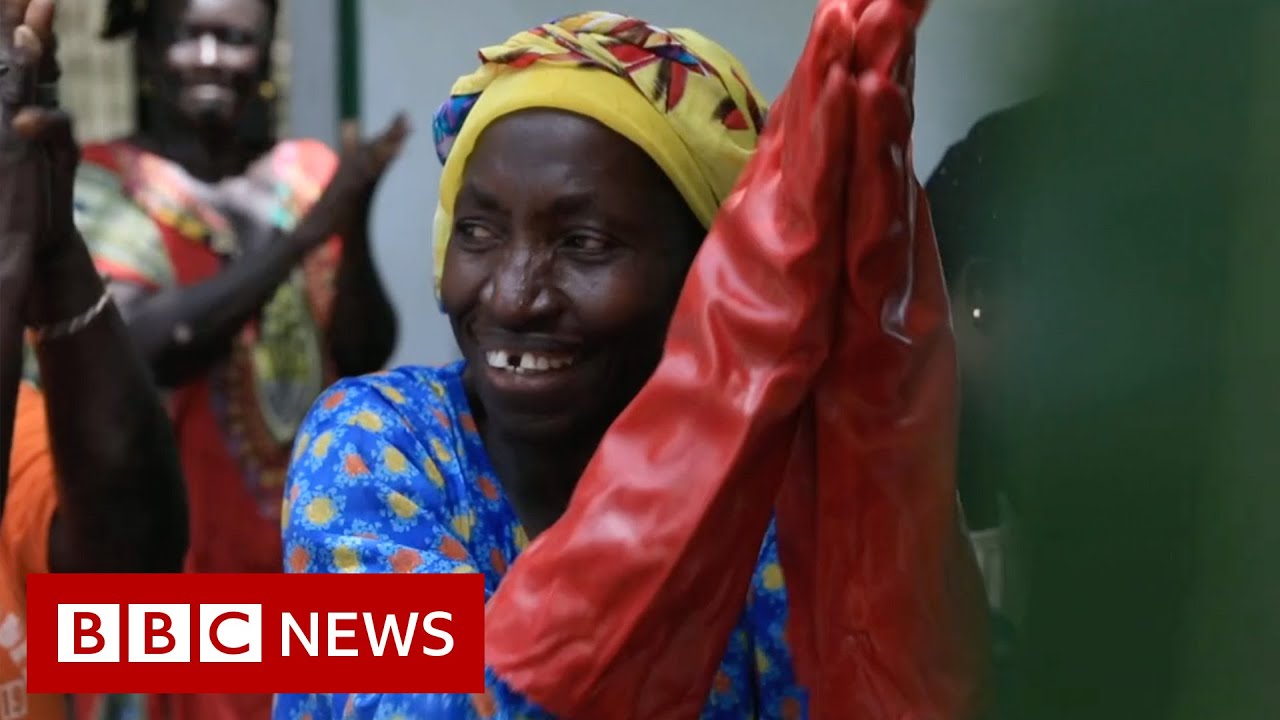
[1, 0, 77, 259]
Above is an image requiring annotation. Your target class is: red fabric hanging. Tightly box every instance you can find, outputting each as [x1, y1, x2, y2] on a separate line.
[484, 1, 987, 717]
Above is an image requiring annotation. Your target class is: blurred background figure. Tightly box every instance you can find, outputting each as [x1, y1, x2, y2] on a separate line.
[62, 1, 404, 718]
[927, 98, 1042, 719]
[949, 3, 1280, 719]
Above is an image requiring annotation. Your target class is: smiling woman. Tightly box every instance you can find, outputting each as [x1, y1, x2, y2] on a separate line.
[444, 108, 703, 446]
[273, 11, 801, 720]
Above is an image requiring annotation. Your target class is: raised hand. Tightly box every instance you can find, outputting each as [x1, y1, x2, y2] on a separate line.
[0, 0, 58, 501]
[294, 112, 411, 244]
[1, 0, 77, 261]
[2, 0, 56, 134]
[338, 112, 411, 197]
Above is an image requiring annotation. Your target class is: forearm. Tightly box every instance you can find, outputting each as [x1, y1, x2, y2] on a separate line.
[122, 222, 330, 387]
[0, 249, 32, 488]
[328, 216, 397, 377]
[27, 236, 187, 572]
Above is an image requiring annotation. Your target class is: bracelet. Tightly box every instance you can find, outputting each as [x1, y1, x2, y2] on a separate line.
[29, 288, 111, 343]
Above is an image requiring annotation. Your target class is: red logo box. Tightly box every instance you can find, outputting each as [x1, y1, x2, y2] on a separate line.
[27, 573, 485, 694]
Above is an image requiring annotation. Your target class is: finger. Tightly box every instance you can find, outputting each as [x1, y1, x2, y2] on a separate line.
[10, 104, 39, 135]
[13, 105, 71, 147]
[24, 0, 56, 84]
[13, 23, 40, 65]
[22, 0, 51, 49]
[380, 112, 410, 142]
[372, 113, 410, 164]
[1, 24, 41, 110]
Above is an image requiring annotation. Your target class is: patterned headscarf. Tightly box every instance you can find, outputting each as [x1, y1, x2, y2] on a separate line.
[431, 11, 769, 298]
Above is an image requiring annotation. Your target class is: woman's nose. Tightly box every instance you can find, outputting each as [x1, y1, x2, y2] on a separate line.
[482, 246, 556, 326]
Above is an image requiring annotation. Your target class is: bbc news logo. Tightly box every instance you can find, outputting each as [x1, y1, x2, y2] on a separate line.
[27, 574, 484, 693]
[59, 603, 264, 663]
[58, 604, 457, 664]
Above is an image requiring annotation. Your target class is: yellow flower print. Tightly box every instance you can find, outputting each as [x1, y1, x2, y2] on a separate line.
[311, 431, 334, 459]
[281, 498, 292, 531]
[350, 410, 384, 431]
[762, 562, 785, 591]
[756, 647, 770, 674]
[430, 380, 446, 397]
[293, 432, 310, 461]
[305, 497, 336, 526]
[514, 525, 529, 551]
[387, 491, 420, 519]
[424, 456, 445, 488]
[452, 512, 476, 541]
[333, 545, 361, 572]
[453, 564, 478, 574]
[377, 385, 406, 404]
[383, 445, 409, 474]
[431, 437, 453, 463]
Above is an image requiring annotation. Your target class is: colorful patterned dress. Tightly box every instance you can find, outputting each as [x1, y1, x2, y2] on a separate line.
[274, 362, 808, 719]
[69, 139, 343, 720]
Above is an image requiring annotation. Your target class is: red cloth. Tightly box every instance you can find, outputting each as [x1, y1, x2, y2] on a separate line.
[485, 0, 988, 718]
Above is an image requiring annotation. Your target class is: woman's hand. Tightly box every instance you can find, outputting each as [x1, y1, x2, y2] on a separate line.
[1, 0, 80, 274]
[296, 113, 410, 244]
[0, 0, 56, 229]
[0, 0, 70, 494]
[0, 0, 91, 330]
[338, 112, 411, 202]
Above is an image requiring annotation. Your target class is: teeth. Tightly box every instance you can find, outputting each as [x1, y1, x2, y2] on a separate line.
[485, 350, 574, 374]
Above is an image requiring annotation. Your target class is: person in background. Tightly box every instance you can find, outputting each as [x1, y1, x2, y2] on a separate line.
[65, 0, 407, 718]
[0, 0, 188, 717]
[273, 11, 807, 719]
[926, 99, 1040, 717]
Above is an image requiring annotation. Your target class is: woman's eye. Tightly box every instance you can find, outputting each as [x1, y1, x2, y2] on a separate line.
[564, 234, 610, 253]
[458, 223, 495, 239]
[454, 222, 500, 249]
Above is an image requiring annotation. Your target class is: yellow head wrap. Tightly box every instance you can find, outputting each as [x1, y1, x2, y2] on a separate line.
[431, 11, 769, 299]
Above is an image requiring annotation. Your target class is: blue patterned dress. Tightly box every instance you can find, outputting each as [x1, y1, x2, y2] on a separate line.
[272, 362, 807, 719]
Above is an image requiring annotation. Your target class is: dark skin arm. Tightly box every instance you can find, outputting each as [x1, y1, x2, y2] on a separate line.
[326, 155, 398, 377]
[0, 171, 33, 498]
[29, 234, 188, 573]
[0, 0, 51, 505]
[112, 118, 409, 388]
[4, 0, 187, 572]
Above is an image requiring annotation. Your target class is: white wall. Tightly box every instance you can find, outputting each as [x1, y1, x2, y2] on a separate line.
[356, 0, 1047, 367]
[283, 0, 340, 148]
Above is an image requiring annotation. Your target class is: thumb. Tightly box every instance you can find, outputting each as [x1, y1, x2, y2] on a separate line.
[13, 107, 75, 157]
[370, 112, 410, 168]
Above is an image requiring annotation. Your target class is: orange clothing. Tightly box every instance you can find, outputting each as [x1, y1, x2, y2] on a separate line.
[1, 384, 65, 720]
